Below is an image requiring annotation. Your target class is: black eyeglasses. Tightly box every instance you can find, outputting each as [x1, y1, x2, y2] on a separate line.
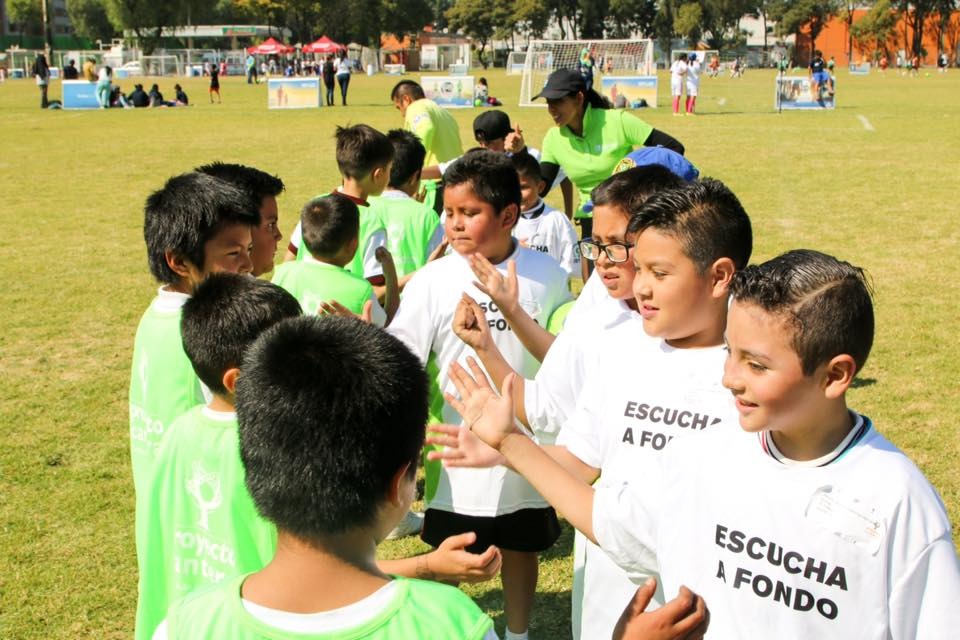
[578, 239, 634, 263]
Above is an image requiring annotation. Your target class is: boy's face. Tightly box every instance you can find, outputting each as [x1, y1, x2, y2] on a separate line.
[631, 229, 719, 347]
[251, 196, 282, 277]
[591, 204, 636, 302]
[722, 301, 824, 434]
[444, 182, 515, 258]
[517, 174, 545, 211]
[187, 223, 254, 287]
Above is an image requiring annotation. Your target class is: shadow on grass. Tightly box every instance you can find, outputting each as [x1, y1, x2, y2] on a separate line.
[851, 377, 877, 388]
[475, 588, 573, 639]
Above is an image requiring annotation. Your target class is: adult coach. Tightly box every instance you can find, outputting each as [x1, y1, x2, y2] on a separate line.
[391, 80, 463, 213]
[534, 69, 684, 239]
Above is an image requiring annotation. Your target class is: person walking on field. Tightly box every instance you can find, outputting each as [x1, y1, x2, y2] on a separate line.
[322, 55, 335, 106]
[32, 54, 50, 109]
[336, 54, 351, 106]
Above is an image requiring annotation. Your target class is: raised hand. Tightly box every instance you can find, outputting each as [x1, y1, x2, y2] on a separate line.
[425, 422, 506, 468]
[469, 253, 519, 317]
[613, 578, 710, 640]
[318, 299, 372, 324]
[421, 531, 502, 584]
[445, 358, 518, 450]
[452, 293, 492, 352]
[505, 124, 526, 154]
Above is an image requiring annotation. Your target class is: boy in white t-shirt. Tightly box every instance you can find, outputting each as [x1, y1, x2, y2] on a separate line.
[434, 179, 752, 639]
[389, 150, 571, 640]
[457, 250, 960, 639]
[670, 54, 688, 115]
[155, 315, 498, 640]
[510, 151, 579, 278]
[684, 53, 701, 115]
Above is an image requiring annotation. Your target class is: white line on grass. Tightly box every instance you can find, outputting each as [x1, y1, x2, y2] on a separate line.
[857, 115, 875, 131]
[717, 97, 727, 106]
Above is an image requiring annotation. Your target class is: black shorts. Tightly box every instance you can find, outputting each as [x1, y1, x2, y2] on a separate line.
[422, 507, 561, 553]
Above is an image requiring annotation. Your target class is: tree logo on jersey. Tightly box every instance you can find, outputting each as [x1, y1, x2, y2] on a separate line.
[187, 461, 223, 530]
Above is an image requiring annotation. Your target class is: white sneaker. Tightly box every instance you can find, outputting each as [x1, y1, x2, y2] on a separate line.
[386, 511, 424, 540]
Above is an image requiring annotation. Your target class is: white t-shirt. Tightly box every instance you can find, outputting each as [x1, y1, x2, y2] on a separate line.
[336, 58, 351, 76]
[670, 59, 688, 80]
[686, 59, 702, 85]
[593, 415, 960, 639]
[558, 328, 737, 640]
[388, 244, 572, 516]
[513, 199, 579, 277]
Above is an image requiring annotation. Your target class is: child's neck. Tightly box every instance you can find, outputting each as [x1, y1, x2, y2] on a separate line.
[475, 237, 516, 265]
[769, 400, 853, 462]
[242, 530, 387, 613]
[340, 179, 371, 201]
[163, 280, 193, 296]
[520, 199, 543, 215]
[665, 302, 726, 350]
[207, 394, 235, 413]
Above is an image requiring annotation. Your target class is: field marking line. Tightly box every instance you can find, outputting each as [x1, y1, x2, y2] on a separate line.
[857, 114, 875, 131]
[717, 97, 727, 106]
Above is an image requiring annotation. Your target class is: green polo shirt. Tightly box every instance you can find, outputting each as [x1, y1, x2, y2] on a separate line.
[405, 98, 463, 166]
[540, 105, 654, 218]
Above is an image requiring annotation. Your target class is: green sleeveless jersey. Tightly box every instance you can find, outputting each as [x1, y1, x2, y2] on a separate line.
[272, 261, 373, 316]
[369, 192, 441, 278]
[129, 291, 205, 499]
[135, 406, 276, 640]
[165, 575, 493, 640]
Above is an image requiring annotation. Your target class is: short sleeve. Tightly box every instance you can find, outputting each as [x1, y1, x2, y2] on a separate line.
[620, 111, 654, 147]
[555, 374, 605, 468]
[387, 271, 435, 364]
[889, 536, 960, 639]
[361, 228, 388, 279]
[593, 482, 662, 581]
[539, 130, 559, 165]
[369, 293, 387, 328]
[409, 107, 436, 153]
[289, 221, 303, 252]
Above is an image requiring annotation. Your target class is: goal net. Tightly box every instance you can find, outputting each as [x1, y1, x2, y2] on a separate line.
[141, 55, 183, 77]
[520, 39, 654, 107]
[506, 51, 527, 75]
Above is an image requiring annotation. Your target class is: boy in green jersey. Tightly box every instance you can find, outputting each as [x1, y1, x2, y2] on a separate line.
[155, 315, 498, 640]
[368, 129, 446, 290]
[135, 274, 301, 640]
[272, 195, 396, 326]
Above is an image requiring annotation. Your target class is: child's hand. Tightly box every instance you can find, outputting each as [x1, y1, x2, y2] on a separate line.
[469, 254, 519, 317]
[375, 246, 397, 276]
[414, 184, 427, 203]
[318, 299, 373, 324]
[421, 532, 502, 584]
[505, 124, 526, 154]
[445, 358, 518, 450]
[425, 423, 506, 468]
[452, 293, 493, 353]
[613, 578, 709, 640]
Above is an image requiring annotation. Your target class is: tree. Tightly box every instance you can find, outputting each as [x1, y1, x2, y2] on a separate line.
[772, 0, 839, 59]
[607, 0, 658, 37]
[445, 0, 512, 67]
[674, 3, 703, 44]
[70, 0, 119, 43]
[107, 0, 211, 53]
[8, 0, 43, 43]
[514, 0, 551, 41]
[850, 0, 898, 59]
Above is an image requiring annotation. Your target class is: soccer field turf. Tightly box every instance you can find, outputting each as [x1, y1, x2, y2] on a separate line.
[1, 67, 958, 637]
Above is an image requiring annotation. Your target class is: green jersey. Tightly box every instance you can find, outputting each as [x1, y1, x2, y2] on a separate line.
[135, 406, 276, 640]
[404, 98, 464, 166]
[540, 105, 654, 218]
[296, 201, 387, 281]
[129, 289, 205, 499]
[272, 260, 374, 316]
[368, 191, 442, 278]
[164, 574, 494, 640]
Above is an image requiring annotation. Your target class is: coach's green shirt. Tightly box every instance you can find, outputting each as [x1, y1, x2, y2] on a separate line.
[540, 105, 654, 218]
[163, 574, 494, 640]
[368, 192, 441, 278]
[405, 98, 464, 166]
[272, 260, 374, 316]
[135, 406, 276, 640]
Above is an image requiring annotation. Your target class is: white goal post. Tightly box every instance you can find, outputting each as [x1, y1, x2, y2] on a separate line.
[520, 39, 654, 107]
[506, 51, 527, 75]
[140, 55, 183, 77]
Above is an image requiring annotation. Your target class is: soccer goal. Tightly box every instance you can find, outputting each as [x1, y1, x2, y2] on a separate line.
[506, 51, 527, 75]
[519, 39, 654, 107]
[140, 55, 183, 77]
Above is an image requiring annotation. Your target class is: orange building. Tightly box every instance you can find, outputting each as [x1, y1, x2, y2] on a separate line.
[795, 8, 960, 66]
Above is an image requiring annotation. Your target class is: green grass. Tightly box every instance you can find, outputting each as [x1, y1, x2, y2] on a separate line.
[1, 67, 958, 638]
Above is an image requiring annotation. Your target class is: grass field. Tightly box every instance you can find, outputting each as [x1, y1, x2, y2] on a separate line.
[1, 66, 958, 638]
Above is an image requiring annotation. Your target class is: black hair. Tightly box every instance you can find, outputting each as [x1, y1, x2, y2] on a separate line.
[236, 315, 428, 538]
[143, 172, 261, 283]
[510, 150, 543, 183]
[591, 165, 685, 216]
[677, 53, 688, 62]
[581, 89, 611, 109]
[300, 195, 359, 259]
[390, 79, 425, 101]
[335, 124, 395, 180]
[443, 149, 521, 215]
[626, 178, 752, 272]
[386, 129, 426, 188]
[730, 250, 874, 376]
[195, 162, 285, 206]
[181, 273, 302, 395]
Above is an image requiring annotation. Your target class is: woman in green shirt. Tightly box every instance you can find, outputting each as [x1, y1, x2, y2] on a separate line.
[535, 69, 684, 238]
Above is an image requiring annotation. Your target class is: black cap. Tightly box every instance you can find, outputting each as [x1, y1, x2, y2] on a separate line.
[532, 69, 586, 100]
[473, 110, 514, 141]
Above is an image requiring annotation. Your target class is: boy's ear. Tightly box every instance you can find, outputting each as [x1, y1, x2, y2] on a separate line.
[165, 249, 193, 279]
[387, 462, 413, 506]
[822, 354, 856, 399]
[500, 203, 519, 228]
[709, 257, 736, 298]
[222, 367, 240, 395]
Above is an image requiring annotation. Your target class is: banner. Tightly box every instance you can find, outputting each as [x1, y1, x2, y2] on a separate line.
[62, 80, 100, 109]
[849, 63, 870, 75]
[600, 76, 658, 109]
[267, 77, 320, 109]
[420, 75, 475, 108]
[776, 76, 836, 110]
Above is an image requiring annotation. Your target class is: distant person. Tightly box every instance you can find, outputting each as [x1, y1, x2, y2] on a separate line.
[62, 59, 79, 80]
[322, 55, 335, 106]
[578, 46, 595, 91]
[96, 65, 112, 110]
[336, 53, 351, 106]
[128, 83, 150, 108]
[246, 53, 257, 84]
[809, 49, 834, 98]
[32, 53, 50, 109]
[670, 53, 688, 115]
[685, 52, 701, 115]
[174, 84, 189, 106]
[148, 84, 174, 108]
[938, 52, 948, 73]
[219, 60, 227, 77]
[82, 57, 97, 81]
[708, 53, 720, 78]
[730, 56, 744, 78]
[209, 64, 221, 103]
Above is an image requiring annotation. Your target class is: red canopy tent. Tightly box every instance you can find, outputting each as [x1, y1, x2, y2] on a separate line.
[246, 37, 294, 55]
[302, 36, 344, 54]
